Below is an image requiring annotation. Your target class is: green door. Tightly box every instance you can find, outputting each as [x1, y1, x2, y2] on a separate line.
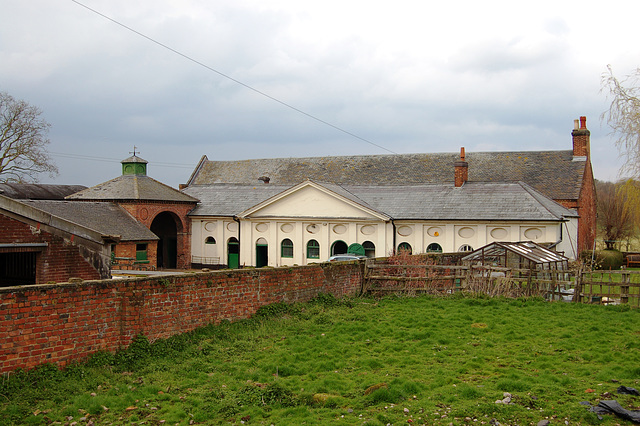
[347, 243, 365, 256]
[228, 239, 240, 269]
[256, 244, 268, 268]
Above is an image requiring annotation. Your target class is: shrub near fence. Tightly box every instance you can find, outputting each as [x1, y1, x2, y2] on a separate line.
[0, 262, 363, 374]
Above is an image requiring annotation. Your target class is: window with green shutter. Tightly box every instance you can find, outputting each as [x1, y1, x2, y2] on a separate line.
[136, 243, 148, 261]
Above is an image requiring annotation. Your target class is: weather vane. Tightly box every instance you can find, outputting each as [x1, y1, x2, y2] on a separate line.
[129, 146, 140, 157]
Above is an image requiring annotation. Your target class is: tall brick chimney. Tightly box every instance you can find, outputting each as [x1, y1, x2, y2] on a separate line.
[454, 147, 468, 187]
[571, 116, 590, 158]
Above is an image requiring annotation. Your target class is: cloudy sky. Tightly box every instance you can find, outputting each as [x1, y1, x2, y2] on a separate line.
[2, 1, 639, 188]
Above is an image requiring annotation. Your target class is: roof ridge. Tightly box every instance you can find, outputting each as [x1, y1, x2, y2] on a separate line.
[201, 149, 574, 163]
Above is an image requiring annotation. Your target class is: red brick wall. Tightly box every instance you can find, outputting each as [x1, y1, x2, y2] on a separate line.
[554, 165, 597, 253]
[577, 163, 597, 252]
[0, 215, 104, 284]
[0, 262, 363, 373]
[119, 202, 194, 269]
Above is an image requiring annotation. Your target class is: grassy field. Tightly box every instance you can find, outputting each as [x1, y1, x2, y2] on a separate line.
[2, 294, 640, 425]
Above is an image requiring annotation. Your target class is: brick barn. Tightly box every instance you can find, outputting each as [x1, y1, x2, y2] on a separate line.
[0, 186, 155, 285]
[67, 155, 198, 270]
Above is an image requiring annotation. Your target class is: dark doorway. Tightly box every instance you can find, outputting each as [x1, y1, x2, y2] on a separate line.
[227, 237, 240, 269]
[256, 239, 268, 267]
[151, 212, 178, 269]
[331, 240, 348, 255]
[0, 252, 36, 287]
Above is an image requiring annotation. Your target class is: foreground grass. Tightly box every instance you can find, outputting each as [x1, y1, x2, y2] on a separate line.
[2, 294, 640, 425]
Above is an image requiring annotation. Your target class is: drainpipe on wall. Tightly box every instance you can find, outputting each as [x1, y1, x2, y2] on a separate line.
[391, 218, 397, 254]
[233, 215, 241, 267]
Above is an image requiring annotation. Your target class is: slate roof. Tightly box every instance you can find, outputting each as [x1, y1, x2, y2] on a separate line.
[0, 183, 87, 200]
[19, 200, 159, 241]
[66, 175, 198, 203]
[183, 184, 291, 217]
[187, 150, 587, 201]
[183, 181, 577, 222]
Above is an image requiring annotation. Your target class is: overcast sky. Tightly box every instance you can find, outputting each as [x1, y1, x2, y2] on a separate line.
[2, 1, 639, 188]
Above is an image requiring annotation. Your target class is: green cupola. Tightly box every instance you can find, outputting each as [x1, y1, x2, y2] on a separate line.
[121, 154, 148, 176]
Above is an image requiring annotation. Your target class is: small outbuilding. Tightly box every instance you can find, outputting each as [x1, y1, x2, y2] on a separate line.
[461, 241, 569, 272]
[461, 241, 572, 300]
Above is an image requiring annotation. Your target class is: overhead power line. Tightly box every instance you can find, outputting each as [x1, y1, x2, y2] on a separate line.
[69, 0, 397, 155]
[50, 152, 194, 169]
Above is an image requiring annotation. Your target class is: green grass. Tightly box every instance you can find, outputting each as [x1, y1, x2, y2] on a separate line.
[2, 294, 640, 425]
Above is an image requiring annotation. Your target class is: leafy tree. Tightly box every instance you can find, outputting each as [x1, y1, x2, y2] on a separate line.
[596, 179, 635, 250]
[601, 65, 640, 179]
[0, 91, 58, 182]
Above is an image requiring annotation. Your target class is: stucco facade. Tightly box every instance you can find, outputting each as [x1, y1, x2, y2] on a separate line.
[186, 180, 579, 268]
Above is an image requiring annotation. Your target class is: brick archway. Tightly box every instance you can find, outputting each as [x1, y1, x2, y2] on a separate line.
[151, 211, 180, 269]
[120, 202, 195, 269]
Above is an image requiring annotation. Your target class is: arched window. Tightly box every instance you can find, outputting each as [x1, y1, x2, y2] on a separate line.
[331, 240, 348, 255]
[458, 244, 473, 252]
[307, 240, 320, 259]
[281, 238, 294, 258]
[426, 243, 443, 253]
[363, 241, 376, 258]
[205, 236, 216, 244]
[397, 242, 412, 254]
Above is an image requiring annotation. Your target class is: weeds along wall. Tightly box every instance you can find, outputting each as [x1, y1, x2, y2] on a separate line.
[0, 262, 363, 374]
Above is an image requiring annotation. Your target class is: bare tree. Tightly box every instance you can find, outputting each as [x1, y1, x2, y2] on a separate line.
[596, 179, 634, 250]
[601, 65, 640, 179]
[0, 91, 58, 183]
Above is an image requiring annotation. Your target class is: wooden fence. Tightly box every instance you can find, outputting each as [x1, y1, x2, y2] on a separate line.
[363, 260, 574, 300]
[363, 259, 639, 307]
[575, 270, 640, 307]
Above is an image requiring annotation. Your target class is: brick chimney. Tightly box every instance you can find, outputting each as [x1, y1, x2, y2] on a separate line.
[571, 116, 590, 158]
[454, 147, 468, 187]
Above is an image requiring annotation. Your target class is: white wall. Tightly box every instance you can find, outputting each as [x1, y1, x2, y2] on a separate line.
[190, 216, 578, 267]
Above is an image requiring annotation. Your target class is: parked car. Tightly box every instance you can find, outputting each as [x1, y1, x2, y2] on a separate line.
[327, 254, 367, 262]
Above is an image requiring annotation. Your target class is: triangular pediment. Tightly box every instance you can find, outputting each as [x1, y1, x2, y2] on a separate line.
[239, 181, 388, 220]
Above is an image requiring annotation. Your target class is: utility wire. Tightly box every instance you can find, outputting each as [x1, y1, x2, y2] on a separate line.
[50, 152, 194, 168]
[69, 0, 397, 155]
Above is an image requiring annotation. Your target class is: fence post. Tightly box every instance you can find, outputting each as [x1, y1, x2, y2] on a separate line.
[573, 265, 582, 303]
[620, 271, 629, 304]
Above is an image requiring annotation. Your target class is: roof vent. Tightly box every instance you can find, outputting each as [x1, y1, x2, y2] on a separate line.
[258, 176, 270, 184]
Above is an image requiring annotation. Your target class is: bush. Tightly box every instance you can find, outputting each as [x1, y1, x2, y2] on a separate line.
[595, 249, 624, 270]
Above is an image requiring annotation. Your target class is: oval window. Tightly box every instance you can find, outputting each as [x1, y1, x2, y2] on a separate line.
[333, 224, 347, 234]
[427, 227, 442, 237]
[524, 227, 543, 240]
[360, 225, 375, 235]
[280, 223, 294, 233]
[397, 226, 413, 237]
[490, 227, 508, 239]
[458, 227, 475, 238]
[256, 223, 269, 233]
